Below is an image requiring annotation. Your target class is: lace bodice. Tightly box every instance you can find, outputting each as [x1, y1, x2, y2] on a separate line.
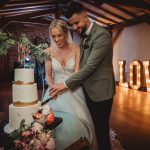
[51, 56, 75, 83]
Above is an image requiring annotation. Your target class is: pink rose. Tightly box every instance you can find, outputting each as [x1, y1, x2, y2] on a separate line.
[34, 138, 42, 150]
[14, 140, 25, 149]
[29, 137, 43, 150]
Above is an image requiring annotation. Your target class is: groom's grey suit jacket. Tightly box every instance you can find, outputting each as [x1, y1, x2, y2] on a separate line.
[65, 23, 116, 102]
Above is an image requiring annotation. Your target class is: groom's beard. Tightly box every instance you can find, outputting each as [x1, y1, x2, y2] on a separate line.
[80, 25, 87, 36]
[80, 27, 86, 36]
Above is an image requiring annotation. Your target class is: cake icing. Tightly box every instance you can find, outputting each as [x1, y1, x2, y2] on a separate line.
[4, 68, 40, 133]
[14, 68, 34, 83]
[8, 102, 40, 130]
[13, 83, 38, 104]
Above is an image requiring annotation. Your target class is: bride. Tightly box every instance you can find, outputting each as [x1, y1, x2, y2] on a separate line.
[43, 19, 96, 150]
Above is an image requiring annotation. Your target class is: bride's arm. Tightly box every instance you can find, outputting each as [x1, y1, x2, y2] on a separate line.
[44, 48, 54, 87]
[74, 45, 80, 73]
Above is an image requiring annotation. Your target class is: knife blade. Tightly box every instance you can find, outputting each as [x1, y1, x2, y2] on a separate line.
[41, 98, 52, 106]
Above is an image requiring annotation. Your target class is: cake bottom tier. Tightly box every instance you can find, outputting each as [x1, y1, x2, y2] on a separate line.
[4, 101, 41, 133]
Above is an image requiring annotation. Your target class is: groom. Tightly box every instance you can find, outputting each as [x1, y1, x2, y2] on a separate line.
[50, 2, 116, 150]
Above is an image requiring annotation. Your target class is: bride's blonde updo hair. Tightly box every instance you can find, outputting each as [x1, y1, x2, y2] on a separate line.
[49, 19, 73, 49]
[49, 19, 69, 35]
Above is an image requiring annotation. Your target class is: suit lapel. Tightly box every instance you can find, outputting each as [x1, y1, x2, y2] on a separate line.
[80, 37, 84, 60]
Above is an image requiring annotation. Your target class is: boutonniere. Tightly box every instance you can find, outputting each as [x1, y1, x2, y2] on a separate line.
[82, 34, 91, 49]
[82, 39, 89, 49]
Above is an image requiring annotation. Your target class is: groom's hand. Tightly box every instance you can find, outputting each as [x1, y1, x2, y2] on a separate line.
[50, 83, 67, 99]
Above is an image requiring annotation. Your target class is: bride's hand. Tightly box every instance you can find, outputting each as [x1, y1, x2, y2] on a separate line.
[50, 83, 67, 98]
[48, 84, 57, 99]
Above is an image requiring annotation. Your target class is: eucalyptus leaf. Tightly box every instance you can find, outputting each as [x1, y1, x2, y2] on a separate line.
[20, 119, 25, 128]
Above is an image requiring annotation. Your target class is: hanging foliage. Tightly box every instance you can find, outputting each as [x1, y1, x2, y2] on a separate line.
[0, 30, 15, 55]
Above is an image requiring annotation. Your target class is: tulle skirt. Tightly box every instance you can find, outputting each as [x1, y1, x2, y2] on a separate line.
[43, 87, 95, 150]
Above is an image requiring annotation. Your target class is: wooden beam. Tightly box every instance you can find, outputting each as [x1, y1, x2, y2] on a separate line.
[4, 0, 55, 8]
[0, 8, 54, 17]
[101, 0, 150, 10]
[83, 0, 129, 21]
[117, 5, 150, 14]
[0, 0, 9, 8]
[107, 3, 139, 18]
[88, 14, 109, 25]
[85, 7, 119, 24]
[108, 14, 150, 31]
[6, 0, 55, 4]
[2, 4, 54, 10]
[0, 5, 53, 14]
[0, 9, 54, 29]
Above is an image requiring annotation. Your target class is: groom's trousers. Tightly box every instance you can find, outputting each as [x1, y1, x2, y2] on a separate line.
[84, 90, 113, 150]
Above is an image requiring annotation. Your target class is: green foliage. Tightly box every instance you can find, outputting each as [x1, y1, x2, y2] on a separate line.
[19, 33, 31, 46]
[0, 32, 48, 64]
[0, 30, 15, 55]
[9, 119, 29, 140]
[19, 33, 48, 63]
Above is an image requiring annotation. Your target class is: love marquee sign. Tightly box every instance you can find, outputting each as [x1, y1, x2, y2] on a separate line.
[119, 60, 150, 92]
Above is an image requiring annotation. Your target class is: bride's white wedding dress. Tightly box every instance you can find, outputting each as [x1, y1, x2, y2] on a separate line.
[43, 55, 95, 150]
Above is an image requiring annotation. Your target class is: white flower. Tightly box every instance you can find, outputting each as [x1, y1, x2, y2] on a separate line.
[32, 122, 43, 133]
[42, 104, 51, 115]
[38, 106, 42, 111]
[29, 138, 42, 149]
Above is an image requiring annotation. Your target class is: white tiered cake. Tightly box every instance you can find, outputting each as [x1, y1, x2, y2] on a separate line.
[4, 68, 41, 133]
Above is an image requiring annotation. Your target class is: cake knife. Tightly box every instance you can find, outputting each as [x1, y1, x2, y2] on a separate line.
[41, 98, 52, 106]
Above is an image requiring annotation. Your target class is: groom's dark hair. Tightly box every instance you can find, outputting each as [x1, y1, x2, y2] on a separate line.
[64, 2, 85, 18]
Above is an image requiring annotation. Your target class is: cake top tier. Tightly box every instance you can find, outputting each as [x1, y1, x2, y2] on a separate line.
[15, 69, 34, 83]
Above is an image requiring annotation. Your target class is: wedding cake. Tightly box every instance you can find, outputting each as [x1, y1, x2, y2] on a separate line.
[4, 68, 41, 133]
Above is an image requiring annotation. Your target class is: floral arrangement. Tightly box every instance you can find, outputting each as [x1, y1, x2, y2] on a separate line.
[9, 104, 56, 150]
[18, 33, 48, 64]
[0, 30, 15, 55]
[0, 31, 48, 64]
